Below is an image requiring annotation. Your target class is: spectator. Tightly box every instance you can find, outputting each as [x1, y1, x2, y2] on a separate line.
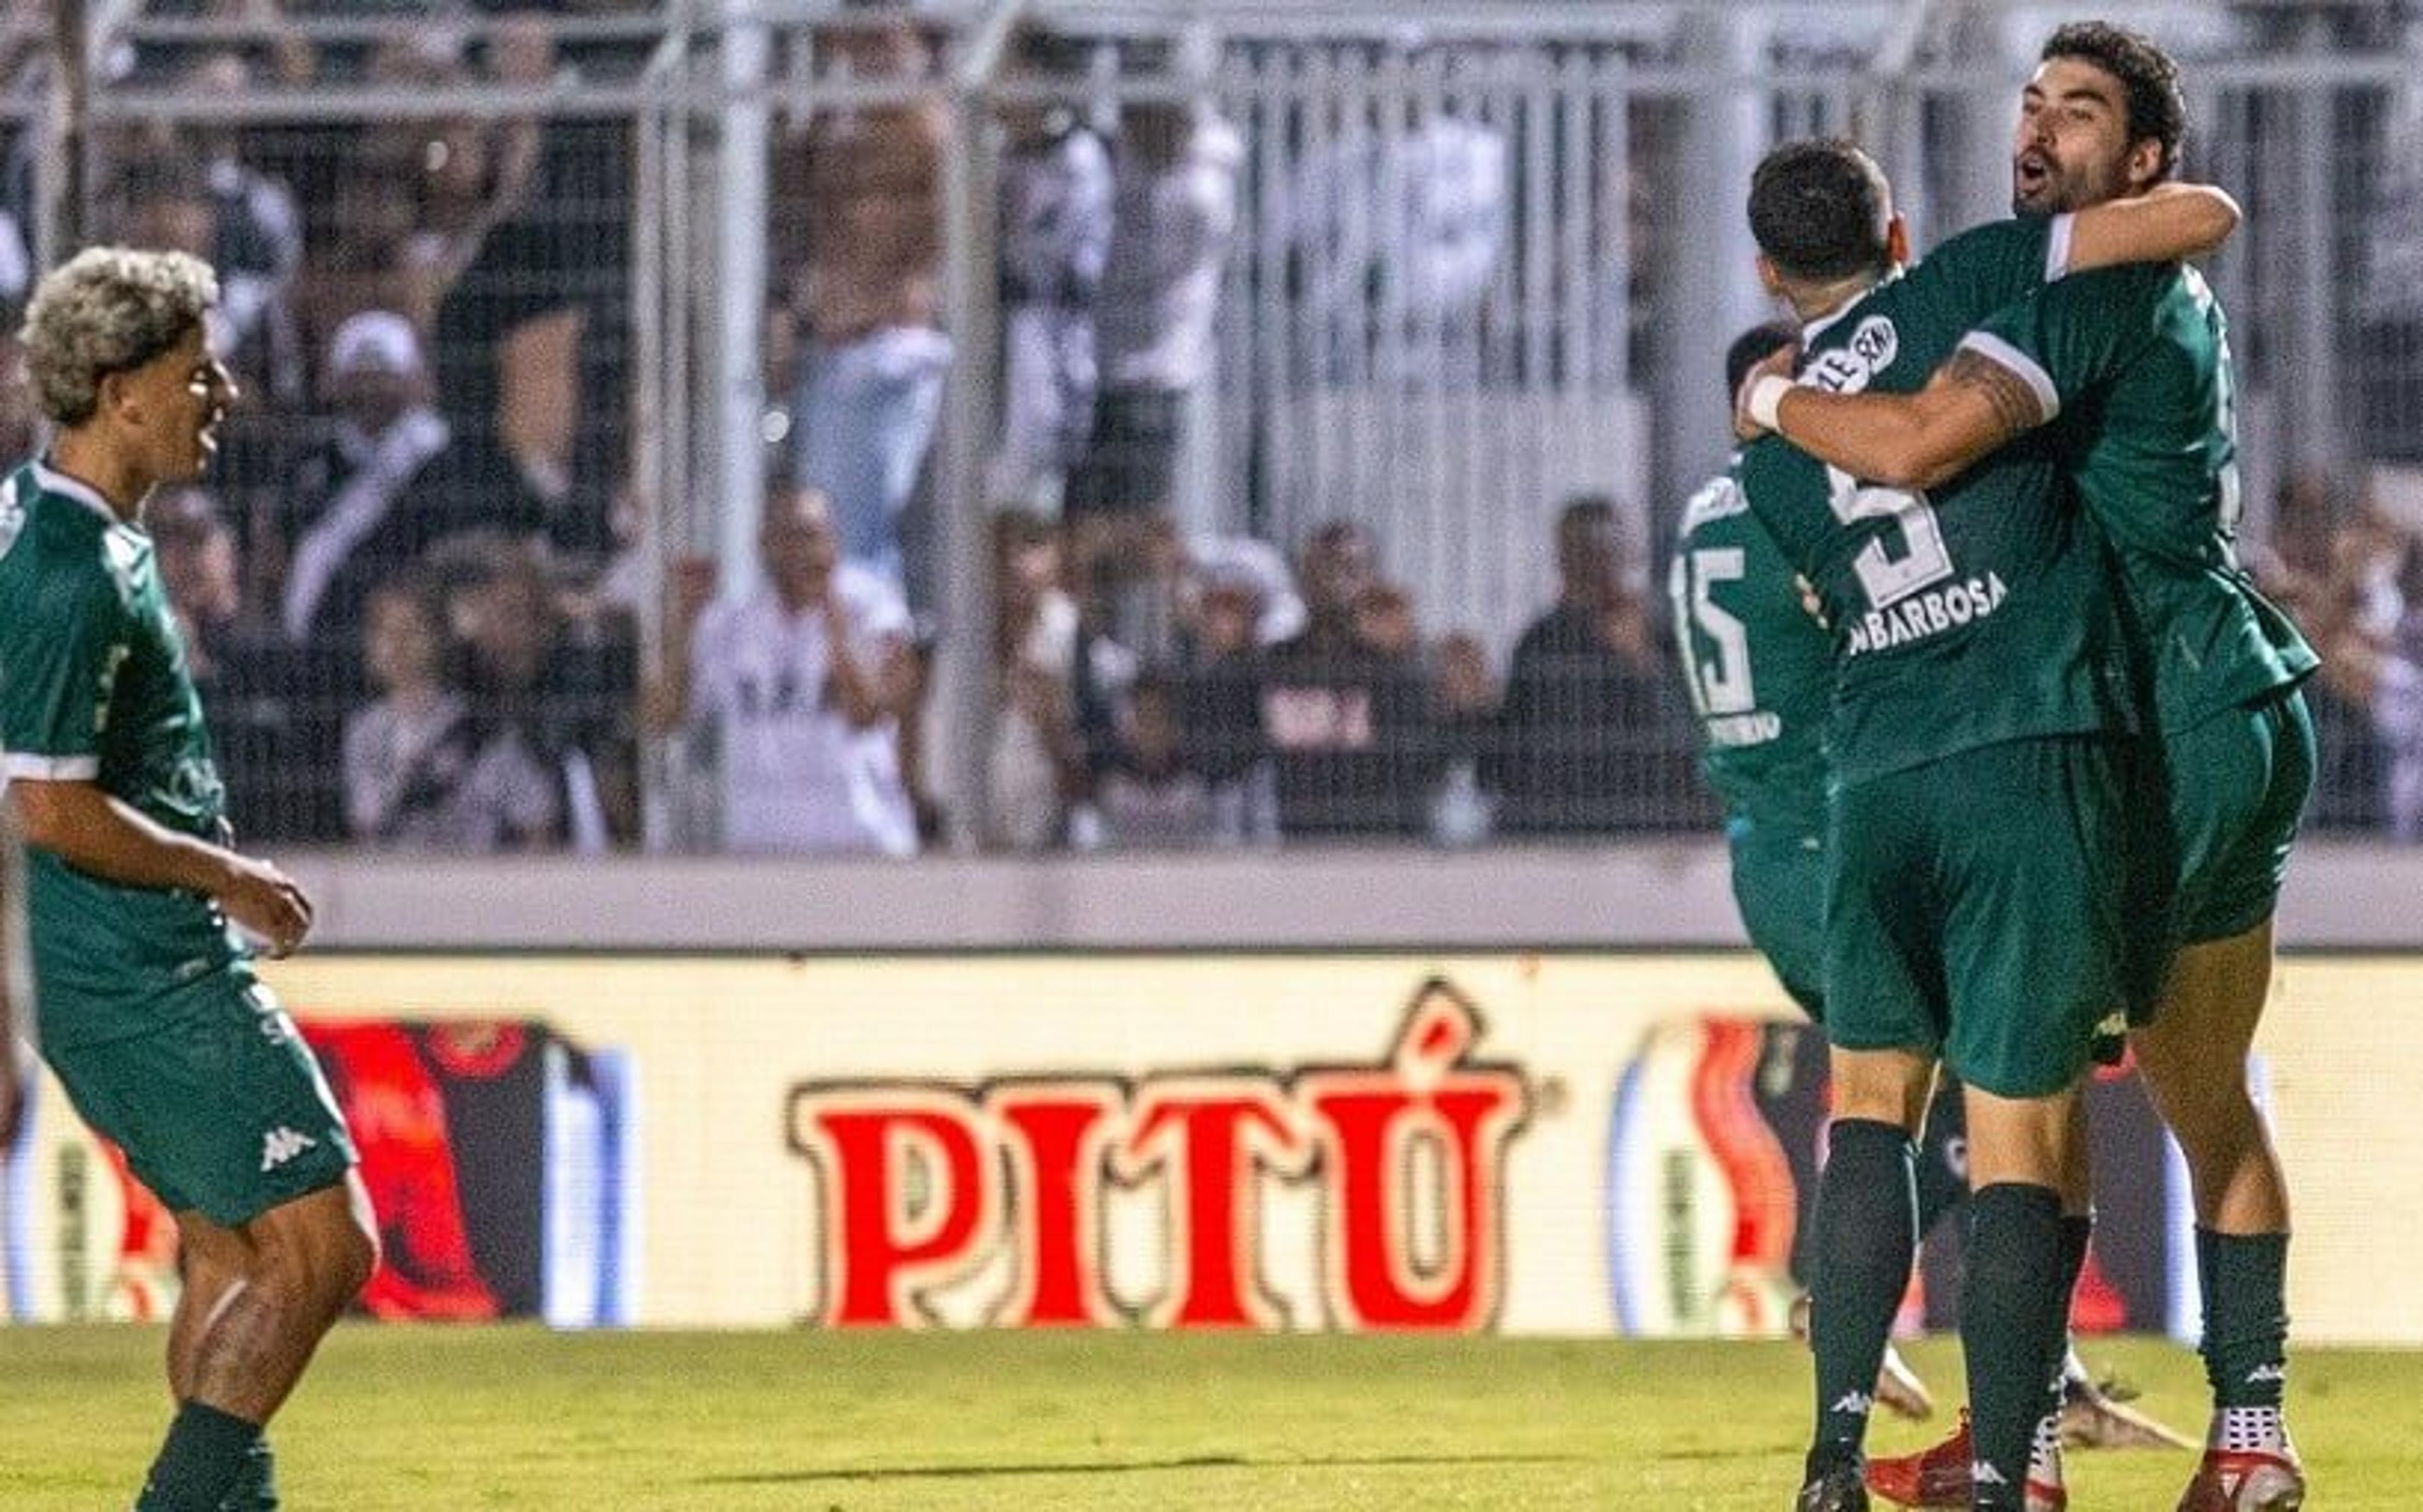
[981, 509, 1086, 851]
[1087, 512, 1307, 670]
[1063, 77, 1243, 583]
[425, 530, 624, 852]
[103, 50, 307, 406]
[775, 12, 952, 595]
[148, 487, 350, 841]
[1094, 674, 1217, 848]
[1430, 630, 1500, 845]
[182, 49, 309, 406]
[280, 311, 463, 646]
[1489, 495, 1711, 835]
[990, 23, 1113, 508]
[432, 18, 631, 565]
[1221, 520, 1441, 840]
[295, 32, 523, 355]
[342, 573, 475, 844]
[653, 486, 920, 855]
[1174, 577, 1280, 842]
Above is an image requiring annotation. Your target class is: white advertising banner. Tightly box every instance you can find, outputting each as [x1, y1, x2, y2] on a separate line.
[3, 952, 2408, 1343]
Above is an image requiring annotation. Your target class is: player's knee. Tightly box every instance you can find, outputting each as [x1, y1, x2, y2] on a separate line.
[254, 1201, 378, 1315]
[325, 1212, 379, 1305]
[310, 1202, 380, 1308]
[2157, 1078, 2265, 1159]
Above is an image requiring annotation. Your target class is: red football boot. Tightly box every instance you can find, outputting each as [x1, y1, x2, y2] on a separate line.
[2176, 1446, 2306, 1511]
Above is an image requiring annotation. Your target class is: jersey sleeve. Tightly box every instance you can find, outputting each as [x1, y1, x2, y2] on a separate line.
[1901, 215, 2068, 323]
[1957, 263, 2173, 426]
[1733, 437, 1826, 578]
[0, 561, 129, 780]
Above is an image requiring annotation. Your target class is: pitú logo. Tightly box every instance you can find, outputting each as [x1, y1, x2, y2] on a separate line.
[786, 978, 1530, 1332]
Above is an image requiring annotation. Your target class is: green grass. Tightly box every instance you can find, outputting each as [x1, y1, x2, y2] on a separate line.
[1, 1328, 2417, 1509]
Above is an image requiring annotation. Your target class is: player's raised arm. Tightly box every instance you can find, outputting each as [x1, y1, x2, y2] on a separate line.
[2060, 181, 2241, 274]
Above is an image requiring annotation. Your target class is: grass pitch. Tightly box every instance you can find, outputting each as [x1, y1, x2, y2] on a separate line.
[1, 1327, 2418, 1509]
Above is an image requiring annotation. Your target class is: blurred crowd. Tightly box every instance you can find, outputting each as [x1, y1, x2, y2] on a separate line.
[1, 3, 2419, 854]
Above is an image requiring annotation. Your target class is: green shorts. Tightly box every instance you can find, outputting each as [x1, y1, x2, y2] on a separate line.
[1825, 735, 2129, 1099]
[2162, 686, 2316, 947]
[44, 966, 357, 1227]
[1727, 816, 1827, 1021]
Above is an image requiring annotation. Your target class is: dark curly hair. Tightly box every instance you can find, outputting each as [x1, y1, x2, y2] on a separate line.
[2041, 21, 2188, 182]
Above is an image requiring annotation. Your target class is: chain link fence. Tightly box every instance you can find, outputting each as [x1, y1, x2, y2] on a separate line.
[6, 1, 2419, 852]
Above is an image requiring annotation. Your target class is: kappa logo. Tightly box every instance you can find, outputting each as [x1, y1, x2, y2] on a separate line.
[1972, 1462, 2010, 1487]
[2246, 1363, 2288, 1385]
[259, 1127, 318, 1173]
[1830, 1391, 1875, 1417]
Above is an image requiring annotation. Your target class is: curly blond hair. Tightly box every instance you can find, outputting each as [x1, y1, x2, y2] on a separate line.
[18, 247, 220, 427]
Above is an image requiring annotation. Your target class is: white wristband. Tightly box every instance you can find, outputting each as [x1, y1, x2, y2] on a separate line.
[1745, 374, 1793, 434]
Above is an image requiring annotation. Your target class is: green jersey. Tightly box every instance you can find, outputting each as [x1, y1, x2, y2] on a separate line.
[1966, 262, 2320, 731]
[1667, 463, 1832, 836]
[1737, 217, 2133, 785]
[0, 461, 243, 1047]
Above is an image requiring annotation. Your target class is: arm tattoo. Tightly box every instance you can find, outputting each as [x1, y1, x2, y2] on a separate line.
[1942, 349, 2046, 441]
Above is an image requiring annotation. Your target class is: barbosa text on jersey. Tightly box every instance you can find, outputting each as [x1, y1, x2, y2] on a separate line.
[1842, 571, 2009, 657]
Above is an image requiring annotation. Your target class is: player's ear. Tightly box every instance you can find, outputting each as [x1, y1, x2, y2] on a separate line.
[2125, 138, 2164, 194]
[1884, 213, 1911, 267]
[1755, 252, 1783, 298]
[94, 368, 141, 426]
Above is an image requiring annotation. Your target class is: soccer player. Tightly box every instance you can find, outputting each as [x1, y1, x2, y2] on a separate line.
[1670, 320, 1944, 1422]
[1728, 141, 2238, 1512]
[1742, 26, 2311, 1511]
[0, 247, 377, 1512]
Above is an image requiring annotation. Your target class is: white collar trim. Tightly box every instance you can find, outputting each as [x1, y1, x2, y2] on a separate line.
[31, 460, 125, 525]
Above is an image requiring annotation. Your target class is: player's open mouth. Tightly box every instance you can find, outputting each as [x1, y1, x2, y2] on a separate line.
[2015, 153, 2052, 195]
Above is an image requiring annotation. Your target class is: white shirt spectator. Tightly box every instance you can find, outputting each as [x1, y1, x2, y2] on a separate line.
[1093, 112, 1243, 394]
[343, 691, 471, 842]
[690, 564, 918, 856]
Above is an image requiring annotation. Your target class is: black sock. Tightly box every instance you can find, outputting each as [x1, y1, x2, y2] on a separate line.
[2057, 1212, 2092, 1296]
[2054, 1212, 2093, 1391]
[2199, 1228, 2290, 1409]
[1913, 1073, 1969, 1239]
[1963, 1183, 2066, 1510]
[136, 1403, 260, 1512]
[1805, 1118, 1917, 1480]
[220, 1437, 277, 1511]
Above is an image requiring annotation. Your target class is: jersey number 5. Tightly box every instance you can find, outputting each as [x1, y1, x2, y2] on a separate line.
[1670, 548, 1756, 717]
[1825, 467, 1955, 610]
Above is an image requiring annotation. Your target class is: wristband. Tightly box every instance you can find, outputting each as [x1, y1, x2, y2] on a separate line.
[1745, 373, 1793, 433]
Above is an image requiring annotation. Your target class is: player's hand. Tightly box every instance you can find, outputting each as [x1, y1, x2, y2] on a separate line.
[216, 855, 315, 959]
[1733, 344, 1798, 441]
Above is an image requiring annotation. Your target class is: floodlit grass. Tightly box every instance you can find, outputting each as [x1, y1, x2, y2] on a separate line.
[1, 1327, 2417, 1509]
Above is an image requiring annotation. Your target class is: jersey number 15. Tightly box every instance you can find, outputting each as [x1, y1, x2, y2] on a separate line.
[1670, 548, 1757, 717]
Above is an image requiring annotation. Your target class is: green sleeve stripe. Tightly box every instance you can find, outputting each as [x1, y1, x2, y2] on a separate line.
[0, 753, 100, 780]
[1958, 331, 2061, 425]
